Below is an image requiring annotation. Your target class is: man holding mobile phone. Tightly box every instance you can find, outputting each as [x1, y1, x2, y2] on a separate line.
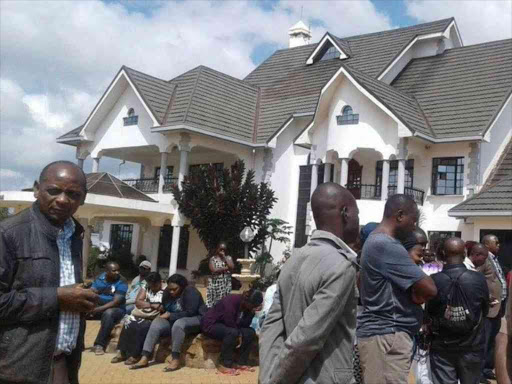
[0, 161, 99, 384]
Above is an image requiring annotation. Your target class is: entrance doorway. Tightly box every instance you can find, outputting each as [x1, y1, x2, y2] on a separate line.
[347, 159, 363, 199]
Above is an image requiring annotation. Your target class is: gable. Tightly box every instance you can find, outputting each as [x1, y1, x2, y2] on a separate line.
[306, 33, 349, 65]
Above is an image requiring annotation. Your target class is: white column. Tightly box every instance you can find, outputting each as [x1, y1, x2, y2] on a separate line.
[310, 162, 319, 198]
[178, 133, 191, 187]
[397, 159, 406, 194]
[323, 163, 332, 183]
[381, 160, 390, 201]
[158, 152, 169, 195]
[79, 218, 90, 280]
[92, 157, 101, 173]
[77, 158, 85, 169]
[340, 158, 349, 187]
[169, 226, 181, 276]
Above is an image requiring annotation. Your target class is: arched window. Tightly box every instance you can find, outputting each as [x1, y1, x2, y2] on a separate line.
[337, 105, 359, 125]
[123, 108, 138, 126]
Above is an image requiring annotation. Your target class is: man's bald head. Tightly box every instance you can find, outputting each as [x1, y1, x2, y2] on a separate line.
[39, 161, 87, 192]
[469, 243, 489, 267]
[443, 237, 465, 264]
[311, 183, 359, 244]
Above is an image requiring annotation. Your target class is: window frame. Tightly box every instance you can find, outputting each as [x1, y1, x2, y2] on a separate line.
[375, 159, 414, 192]
[431, 157, 464, 196]
[154, 166, 174, 182]
[123, 108, 139, 126]
[337, 105, 359, 125]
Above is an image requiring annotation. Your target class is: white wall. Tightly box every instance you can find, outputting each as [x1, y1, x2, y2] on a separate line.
[471, 217, 512, 240]
[86, 83, 169, 157]
[313, 76, 399, 160]
[481, 99, 512, 185]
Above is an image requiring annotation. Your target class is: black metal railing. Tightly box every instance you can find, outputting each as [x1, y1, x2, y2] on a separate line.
[122, 177, 178, 194]
[346, 184, 380, 200]
[388, 185, 425, 206]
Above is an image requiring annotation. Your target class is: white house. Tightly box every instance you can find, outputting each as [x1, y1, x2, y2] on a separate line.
[2, 17, 511, 278]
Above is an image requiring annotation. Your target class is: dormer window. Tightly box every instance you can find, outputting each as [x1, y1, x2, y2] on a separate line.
[320, 45, 341, 61]
[337, 105, 359, 125]
[123, 108, 138, 126]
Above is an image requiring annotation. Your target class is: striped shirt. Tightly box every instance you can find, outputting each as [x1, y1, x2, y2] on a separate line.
[55, 219, 80, 354]
[489, 252, 508, 302]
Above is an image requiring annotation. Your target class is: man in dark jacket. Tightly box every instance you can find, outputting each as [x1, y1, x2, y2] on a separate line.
[427, 237, 489, 384]
[0, 161, 98, 384]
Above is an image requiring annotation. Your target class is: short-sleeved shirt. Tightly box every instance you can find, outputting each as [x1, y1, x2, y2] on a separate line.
[357, 232, 427, 338]
[91, 272, 128, 308]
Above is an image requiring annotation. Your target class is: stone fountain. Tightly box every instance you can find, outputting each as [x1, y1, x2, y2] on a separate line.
[233, 226, 260, 292]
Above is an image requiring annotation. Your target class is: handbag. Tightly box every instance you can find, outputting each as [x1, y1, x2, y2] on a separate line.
[131, 306, 160, 320]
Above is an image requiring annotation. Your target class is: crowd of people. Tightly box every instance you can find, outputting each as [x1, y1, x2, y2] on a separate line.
[260, 182, 511, 384]
[1, 161, 510, 384]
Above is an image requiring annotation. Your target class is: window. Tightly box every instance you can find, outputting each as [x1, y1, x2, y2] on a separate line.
[375, 159, 414, 193]
[432, 157, 464, 195]
[155, 166, 174, 182]
[294, 165, 312, 248]
[189, 163, 224, 181]
[337, 105, 359, 125]
[157, 225, 190, 270]
[123, 108, 138, 126]
[320, 45, 341, 61]
[110, 224, 133, 252]
[428, 231, 462, 255]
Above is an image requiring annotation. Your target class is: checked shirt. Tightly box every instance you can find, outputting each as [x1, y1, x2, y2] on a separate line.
[55, 218, 80, 354]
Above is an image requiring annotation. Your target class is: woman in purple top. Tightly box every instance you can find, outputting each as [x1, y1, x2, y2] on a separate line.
[201, 289, 263, 375]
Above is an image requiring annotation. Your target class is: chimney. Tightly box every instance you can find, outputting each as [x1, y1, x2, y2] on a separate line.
[288, 21, 311, 48]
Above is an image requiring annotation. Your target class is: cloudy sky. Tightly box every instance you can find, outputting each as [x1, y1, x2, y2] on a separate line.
[1, 0, 511, 190]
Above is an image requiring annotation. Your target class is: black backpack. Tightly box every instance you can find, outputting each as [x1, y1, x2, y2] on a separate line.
[437, 270, 481, 335]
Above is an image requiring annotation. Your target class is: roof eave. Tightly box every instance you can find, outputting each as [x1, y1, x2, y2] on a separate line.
[448, 210, 512, 218]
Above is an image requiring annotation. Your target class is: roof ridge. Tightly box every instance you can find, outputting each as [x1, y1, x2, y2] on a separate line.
[483, 136, 512, 188]
[413, 97, 437, 138]
[444, 38, 512, 52]
[183, 66, 204, 123]
[339, 17, 453, 41]
[106, 174, 123, 197]
[167, 65, 203, 83]
[86, 172, 104, 191]
[162, 84, 178, 125]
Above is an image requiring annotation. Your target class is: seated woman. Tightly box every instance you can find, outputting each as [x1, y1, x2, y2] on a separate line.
[111, 272, 163, 366]
[201, 289, 263, 375]
[131, 274, 205, 371]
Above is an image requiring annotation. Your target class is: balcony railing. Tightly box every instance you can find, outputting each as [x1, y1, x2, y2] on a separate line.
[346, 184, 380, 200]
[388, 186, 425, 206]
[123, 177, 178, 194]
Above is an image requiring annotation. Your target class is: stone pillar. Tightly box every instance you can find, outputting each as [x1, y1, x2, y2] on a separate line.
[397, 159, 406, 194]
[340, 158, 349, 187]
[158, 152, 169, 195]
[178, 133, 191, 187]
[323, 163, 332, 183]
[169, 226, 181, 276]
[77, 158, 85, 169]
[79, 218, 90, 280]
[381, 160, 390, 201]
[92, 157, 101, 173]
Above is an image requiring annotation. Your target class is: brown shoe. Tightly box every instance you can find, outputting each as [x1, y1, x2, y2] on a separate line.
[163, 358, 181, 372]
[129, 356, 149, 370]
[124, 357, 140, 366]
[111, 352, 126, 364]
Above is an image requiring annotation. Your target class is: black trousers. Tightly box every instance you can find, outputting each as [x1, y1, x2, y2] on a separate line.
[430, 349, 484, 384]
[205, 324, 255, 368]
[483, 314, 503, 375]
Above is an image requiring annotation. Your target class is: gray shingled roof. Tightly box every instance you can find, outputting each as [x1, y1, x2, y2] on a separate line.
[60, 18, 511, 146]
[123, 66, 176, 125]
[164, 66, 259, 142]
[392, 39, 512, 138]
[449, 176, 512, 213]
[450, 138, 512, 214]
[87, 173, 156, 202]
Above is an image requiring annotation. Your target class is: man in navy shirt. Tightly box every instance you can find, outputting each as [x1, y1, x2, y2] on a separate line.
[89, 261, 128, 355]
[357, 195, 437, 384]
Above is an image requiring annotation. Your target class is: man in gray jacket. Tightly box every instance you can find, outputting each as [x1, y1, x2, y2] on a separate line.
[259, 182, 360, 384]
[0, 161, 98, 384]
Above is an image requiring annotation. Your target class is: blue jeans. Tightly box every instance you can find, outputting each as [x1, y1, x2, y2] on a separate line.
[93, 307, 125, 348]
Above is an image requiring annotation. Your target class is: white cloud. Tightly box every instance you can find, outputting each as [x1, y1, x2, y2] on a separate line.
[0, 168, 31, 191]
[22, 94, 71, 130]
[406, 0, 512, 45]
